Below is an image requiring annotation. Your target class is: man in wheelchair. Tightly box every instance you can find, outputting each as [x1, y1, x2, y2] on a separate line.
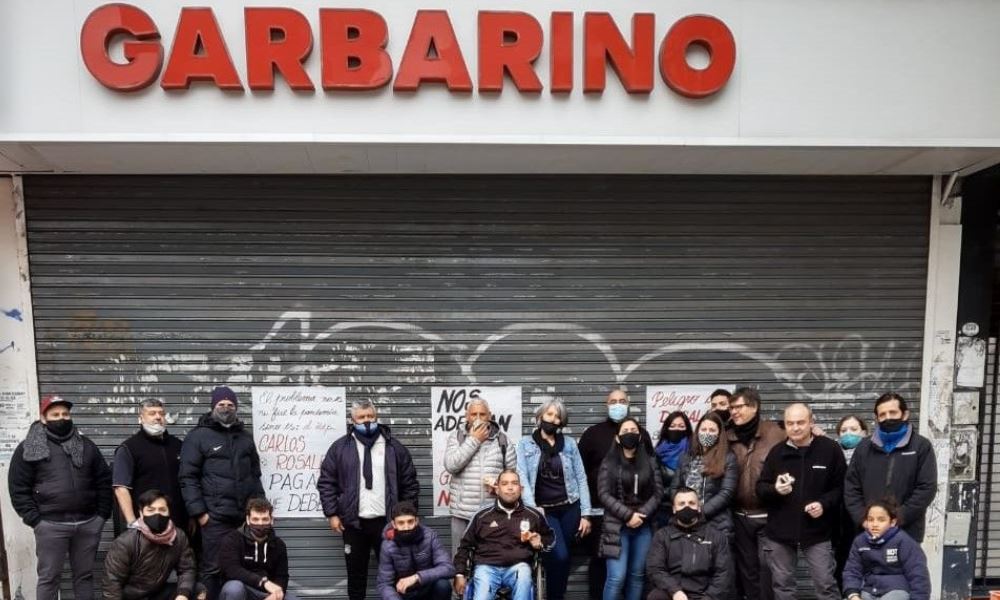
[453, 469, 554, 600]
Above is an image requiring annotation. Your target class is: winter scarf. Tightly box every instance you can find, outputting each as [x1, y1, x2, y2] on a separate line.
[877, 424, 910, 454]
[655, 438, 689, 471]
[732, 414, 760, 447]
[354, 429, 381, 490]
[22, 421, 85, 468]
[134, 517, 178, 546]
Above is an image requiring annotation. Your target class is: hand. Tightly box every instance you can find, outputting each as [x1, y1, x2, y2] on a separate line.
[470, 421, 489, 443]
[626, 513, 645, 528]
[174, 595, 189, 600]
[804, 502, 824, 519]
[263, 581, 283, 600]
[454, 575, 467, 596]
[577, 517, 591, 537]
[811, 424, 825, 437]
[328, 516, 344, 533]
[776, 480, 793, 495]
[672, 592, 688, 600]
[197, 514, 209, 527]
[527, 532, 543, 550]
[396, 574, 420, 594]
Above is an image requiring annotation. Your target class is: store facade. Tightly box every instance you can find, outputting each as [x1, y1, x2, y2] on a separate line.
[3, 1, 1000, 599]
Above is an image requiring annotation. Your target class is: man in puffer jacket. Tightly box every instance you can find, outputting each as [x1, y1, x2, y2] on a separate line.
[8, 395, 112, 600]
[377, 501, 454, 600]
[218, 497, 299, 600]
[443, 397, 515, 553]
[179, 386, 264, 599]
[103, 489, 203, 600]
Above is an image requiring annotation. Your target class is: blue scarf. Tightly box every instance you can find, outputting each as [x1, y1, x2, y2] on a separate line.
[655, 438, 688, 471]
[878, 423, 909, 453]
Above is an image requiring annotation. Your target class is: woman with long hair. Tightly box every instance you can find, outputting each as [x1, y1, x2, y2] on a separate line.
[668, 411, 737, 534]
[597, 417, 663, 600]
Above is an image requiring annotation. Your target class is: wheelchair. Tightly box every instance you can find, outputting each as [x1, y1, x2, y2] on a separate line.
[459, 553, 545, 600]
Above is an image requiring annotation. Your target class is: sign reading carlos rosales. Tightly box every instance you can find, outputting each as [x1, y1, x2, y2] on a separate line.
[252, 386, 346, 518]
[430, 386, 522, 517]
[645, 384, 730, 434]
[79, 5, 735, 98]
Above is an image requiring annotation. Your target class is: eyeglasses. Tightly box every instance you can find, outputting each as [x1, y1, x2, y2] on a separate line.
[729, 403, 748, 411]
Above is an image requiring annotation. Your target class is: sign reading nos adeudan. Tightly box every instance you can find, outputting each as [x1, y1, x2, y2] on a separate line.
[80, 5, 736, 98]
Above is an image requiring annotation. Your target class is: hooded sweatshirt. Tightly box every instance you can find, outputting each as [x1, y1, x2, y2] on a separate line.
[218, 524, 289, 591]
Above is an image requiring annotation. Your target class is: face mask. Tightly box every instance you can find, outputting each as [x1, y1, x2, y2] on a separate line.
[665, 430, 687, 444]
[213, 407, 237, 426]
[45, 419, 73, 437]
[394, 528, 420, 545]
[879, 418, 905, 433]
[142, 423, 166, 436]
[619, 432, 640, 450]
[675, 506, 700, 527]
[354, 422, 379, 436]
[539, 421, 560, 435]
[248, 524, 272, 539]
[714, 409, 731, 423]
[839, 433, 863, 449]
[698, 433, 719, 448]
[608, 404, 629, 422]
[143, 514, 170, 534]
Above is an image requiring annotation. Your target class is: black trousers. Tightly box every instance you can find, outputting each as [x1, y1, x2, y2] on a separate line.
[343, 517, 387, 600]
[732, 513, 773, 600]
[584, 515, 607, 600]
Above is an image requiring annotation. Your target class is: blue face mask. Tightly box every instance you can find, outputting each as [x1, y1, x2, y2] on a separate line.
[354, 421, 379, 436]
[608, 404, 628, 422]
[839, 433, 863, 449]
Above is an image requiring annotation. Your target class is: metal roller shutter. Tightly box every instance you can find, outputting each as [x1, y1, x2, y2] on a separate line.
[23, 174, 930, 598]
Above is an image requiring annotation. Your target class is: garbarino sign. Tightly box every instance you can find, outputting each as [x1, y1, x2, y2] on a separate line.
[80, 4, 736, 98]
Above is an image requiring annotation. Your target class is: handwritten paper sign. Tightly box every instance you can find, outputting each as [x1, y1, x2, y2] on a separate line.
[252, 386, 346, 518]
[645, 385, 730, 435]
[431, 386, 522, 517]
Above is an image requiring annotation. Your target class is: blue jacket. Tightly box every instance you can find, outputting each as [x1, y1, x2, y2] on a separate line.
[842, 527, 930, 600]
[316, 426, 419, 530]
[377, 524, 455, 600]
[516, 434, 592, 515]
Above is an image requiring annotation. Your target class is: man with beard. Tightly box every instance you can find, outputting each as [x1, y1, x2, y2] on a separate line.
[453, 469, 554, 600]
[844, 392, 937, 542]
[8, 395, 113, 600]
[318, 398, 420, 600]
[113, 398, 187, 533]
[180, 386, 264, 599]
[377, 501, 455, 600]
[725, 387, 784, 600]
[645, 487, 731, 600]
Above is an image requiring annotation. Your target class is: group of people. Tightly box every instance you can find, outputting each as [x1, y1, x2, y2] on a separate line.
[6, 384, 938, 600]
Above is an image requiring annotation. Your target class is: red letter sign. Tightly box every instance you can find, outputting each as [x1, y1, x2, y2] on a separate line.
[161, 8, 243, 90]
[477, 11, 543, 93]
[549, 12, 573, 94]
[80, 3, 163, 92]
[660, 15, 736, 98]
[583, 12, 654, 94]
[245, 8, 314, 91]
[320, 9, 393, 90]
[394, 10, 472, 92]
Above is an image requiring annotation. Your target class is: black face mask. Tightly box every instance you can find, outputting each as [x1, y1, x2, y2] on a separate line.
[45, 419, 73, 437]
[714, 409, 731, 423]
[675, 507, 700, 527]
[665, 430, 687, 444]
[879, 418, 905, 433]
[394, 528, 420, 545]
[620, 432, 641, 450]
[539, 421, 560, 435]
[248, 524, 272, 539]
[144, 514, 170, 534]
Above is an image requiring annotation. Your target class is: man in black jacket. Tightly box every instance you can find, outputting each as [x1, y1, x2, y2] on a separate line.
[843, 392, 937, 542]
[646, 487, 731, 600]
[180, 386, 265, 599]
[218, 497, 299, 600]
[317, 398, 420, 600]
[577, 388, 654, 600]
[7, 395, 113, 600]
[756, 403, 845, 600]
[113, 398, 187, 532]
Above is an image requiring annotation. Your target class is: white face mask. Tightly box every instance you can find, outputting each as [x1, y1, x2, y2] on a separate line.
[142, 423, 166, 436]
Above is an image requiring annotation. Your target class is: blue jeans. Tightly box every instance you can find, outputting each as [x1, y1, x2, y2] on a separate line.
[542, 502, 581, 600]
[603, 524, 652, 600]
[219, 581, 301, 600]
[466, 563, 533, 600]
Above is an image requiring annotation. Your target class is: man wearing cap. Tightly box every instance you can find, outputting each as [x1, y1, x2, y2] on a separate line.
[179, 386, 265, 600]
[8, 395, 113, 600]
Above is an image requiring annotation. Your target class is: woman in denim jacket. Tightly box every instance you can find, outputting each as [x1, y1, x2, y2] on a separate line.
[516, 399, 592, 600]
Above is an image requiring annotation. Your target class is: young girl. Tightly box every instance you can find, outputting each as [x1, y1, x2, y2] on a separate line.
[668, 411, 737, 535]
[597, 417, 663, 600]
[843, 500, 930, 600]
